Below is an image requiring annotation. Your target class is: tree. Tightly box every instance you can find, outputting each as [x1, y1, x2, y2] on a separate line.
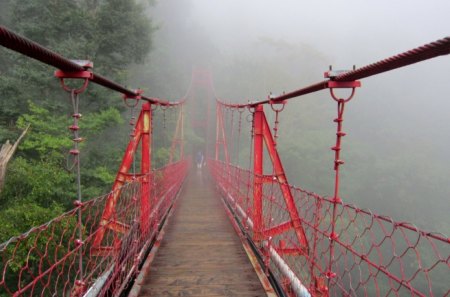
[0, 125, 29, 192]
[0, 0, 154, 240]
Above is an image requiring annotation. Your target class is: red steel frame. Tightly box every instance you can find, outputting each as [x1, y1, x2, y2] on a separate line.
[252, 105, 309, 249]
[210, 36, 450, 297]
[215, 103, 309, 250]
[92, 102, 153, 252]
[1, 24, 449, 297]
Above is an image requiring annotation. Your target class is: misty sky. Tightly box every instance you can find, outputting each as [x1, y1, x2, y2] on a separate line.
[163, 0, 450, 161]
[188, 0, 449, 65]
[151, 0, 450, 104]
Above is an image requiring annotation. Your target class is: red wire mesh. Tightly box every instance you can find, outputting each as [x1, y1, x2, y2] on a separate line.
[0, 160, 189, 296]
[209, 160, 450, 297]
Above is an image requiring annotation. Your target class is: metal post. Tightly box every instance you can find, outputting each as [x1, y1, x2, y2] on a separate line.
[92, 104, 144, 250]
[253, 105, 264, 241]
[260, 110, 309, 252]
[140, 103, 152, 234]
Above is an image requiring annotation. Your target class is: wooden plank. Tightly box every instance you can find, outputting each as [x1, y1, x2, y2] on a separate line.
[136, 170, 267, 297]
[139, 284, 265, 297]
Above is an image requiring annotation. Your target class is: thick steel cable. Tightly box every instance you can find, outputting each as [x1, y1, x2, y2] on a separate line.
[217, 36, 450, 108]
[0, 25, 183, 106]
[335, 36, 450, 81]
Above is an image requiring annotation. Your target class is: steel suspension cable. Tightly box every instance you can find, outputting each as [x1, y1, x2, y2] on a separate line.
[216, 36, 449, 108]
[0, 25, 183, 106]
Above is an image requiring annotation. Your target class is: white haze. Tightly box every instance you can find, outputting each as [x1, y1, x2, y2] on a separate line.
[139, 0, 450, 232]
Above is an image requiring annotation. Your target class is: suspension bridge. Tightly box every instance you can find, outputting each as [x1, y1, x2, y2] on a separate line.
[0, 26, 449, 297]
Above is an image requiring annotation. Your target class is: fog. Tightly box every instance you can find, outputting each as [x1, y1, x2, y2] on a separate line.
[133, 0, 450, 233]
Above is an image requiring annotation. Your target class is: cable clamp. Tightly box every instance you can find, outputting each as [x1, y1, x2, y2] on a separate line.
[325, 67, 361, 102]
[55, 60, 93, 93]
[123, 89, 143, 107]
[324, 69, 352, 79]
[269, 99, 286, 112]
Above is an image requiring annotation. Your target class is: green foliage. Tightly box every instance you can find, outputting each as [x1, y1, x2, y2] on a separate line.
[15, 101, 122, 160]
[154, 147, 170, 169]
[0, 0, 154, 135]
[0, 202, 76, 295]
[0, 2, 154, 292]
[0, 0, 154, 245]
[90, 166, 116, 185]
[95, 0, 153, 70]
[0, 202, 64, 244]
[82, 107, 123, 135]
[16, 102, 72, 159]
[0, 157, 74, 209]
[3, 100, 124, 208]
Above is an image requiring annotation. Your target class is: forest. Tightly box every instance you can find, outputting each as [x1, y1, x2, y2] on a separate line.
[0, 0, 158, 243]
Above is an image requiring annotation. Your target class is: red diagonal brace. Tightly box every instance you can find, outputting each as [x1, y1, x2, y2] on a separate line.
[253, 105, 309, 253]
[92, 103, 152, 249]
[263, 221, 293, 237]
[106, 220, 130, 234]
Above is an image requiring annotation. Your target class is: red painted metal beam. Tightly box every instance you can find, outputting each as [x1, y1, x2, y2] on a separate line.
[252, 105, 264, 242]
[252, 105, 309, 251]
[263, 221, 293, 237]
[259, 105, 309, 252]
[92, 103, 151, 249]
[140, 103, 152, 234]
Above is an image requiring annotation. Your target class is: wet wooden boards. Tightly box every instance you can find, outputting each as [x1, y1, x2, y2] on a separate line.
[136, 170, 267, 297]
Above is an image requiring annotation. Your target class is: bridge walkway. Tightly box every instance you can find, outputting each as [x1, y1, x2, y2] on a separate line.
[134, 169, 267, 297]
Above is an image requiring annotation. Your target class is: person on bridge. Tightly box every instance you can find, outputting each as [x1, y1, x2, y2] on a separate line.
[196, 151, 204, 169]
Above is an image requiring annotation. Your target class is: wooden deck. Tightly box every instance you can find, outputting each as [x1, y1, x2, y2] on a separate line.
[135, 169, 267, 297]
